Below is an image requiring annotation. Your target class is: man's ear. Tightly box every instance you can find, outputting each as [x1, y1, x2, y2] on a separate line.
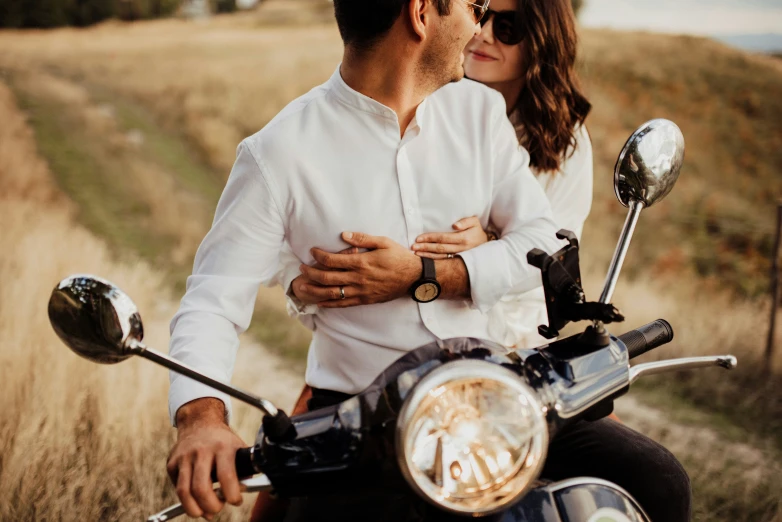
[407, 0, 434, 42]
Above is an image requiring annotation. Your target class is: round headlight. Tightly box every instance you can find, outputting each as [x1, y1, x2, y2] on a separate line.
[395, 360, 548, 515]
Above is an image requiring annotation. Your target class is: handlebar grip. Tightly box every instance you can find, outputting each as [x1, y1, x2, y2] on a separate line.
[210, 446, 258, 483]
[619, 319, 674, 359]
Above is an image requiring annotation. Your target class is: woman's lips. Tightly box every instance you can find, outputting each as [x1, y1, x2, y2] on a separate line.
[469, 50, 497, 62]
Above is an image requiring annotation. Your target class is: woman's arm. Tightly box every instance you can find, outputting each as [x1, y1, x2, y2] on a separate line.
[413, 126, 592, 258]
[412, 216, 492, 259]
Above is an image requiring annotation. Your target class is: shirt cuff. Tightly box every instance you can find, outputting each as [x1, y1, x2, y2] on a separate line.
[169, 376, 233, 427]
[459, 240, 539, 314]
[285, 282, 319, 318]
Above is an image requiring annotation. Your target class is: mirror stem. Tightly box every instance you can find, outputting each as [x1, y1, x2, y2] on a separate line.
[599, 200, 644, 304]
[128, 340, 279, 417]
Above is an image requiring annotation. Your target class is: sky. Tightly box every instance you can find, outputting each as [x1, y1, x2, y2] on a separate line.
[579, 0, 782, 36]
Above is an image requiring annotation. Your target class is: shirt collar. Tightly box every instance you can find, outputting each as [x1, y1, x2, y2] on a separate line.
[328, 65, 429, 130]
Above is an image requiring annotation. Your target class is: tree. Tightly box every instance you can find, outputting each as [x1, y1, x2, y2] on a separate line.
[0, 0, 24, 28]
[211, 0, 236, 13]
[67, 0, 115, 26]
[572, 0, 584, 18]
[21, 0, 69, 27]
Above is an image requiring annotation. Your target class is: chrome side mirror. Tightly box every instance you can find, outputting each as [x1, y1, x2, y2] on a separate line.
[614, 119, 685, 209]
[48, 275, 282, 419]
[599, 119, 685, 304]
[48, 275, 143, 364]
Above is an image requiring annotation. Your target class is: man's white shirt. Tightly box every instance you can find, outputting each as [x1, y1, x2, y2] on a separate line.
[168, 67, 561, 424]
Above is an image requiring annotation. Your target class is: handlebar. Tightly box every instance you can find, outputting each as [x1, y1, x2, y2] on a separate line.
[210, 446, 259, 483]
[619, 319, 674, 359]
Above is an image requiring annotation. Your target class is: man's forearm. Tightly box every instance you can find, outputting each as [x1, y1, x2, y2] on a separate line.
[175, 397, 228, 431]
[436, 257, 471, 300]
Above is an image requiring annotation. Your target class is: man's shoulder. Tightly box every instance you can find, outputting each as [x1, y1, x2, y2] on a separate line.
[241, 80, 332, 156]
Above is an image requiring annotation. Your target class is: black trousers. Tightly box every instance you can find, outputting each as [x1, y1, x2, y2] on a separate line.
[541, 416, 691, 522]
[288, 389, 691, 522]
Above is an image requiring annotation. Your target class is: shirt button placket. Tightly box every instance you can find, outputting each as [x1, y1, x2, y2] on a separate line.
[396, 147, 422, 245]
[395, 145, 438, 335]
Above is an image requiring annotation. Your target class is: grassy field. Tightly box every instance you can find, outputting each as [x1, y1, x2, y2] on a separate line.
[0, 2, 781, 520]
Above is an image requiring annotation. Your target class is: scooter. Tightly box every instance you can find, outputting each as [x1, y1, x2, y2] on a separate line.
[48, 119, 737, 522]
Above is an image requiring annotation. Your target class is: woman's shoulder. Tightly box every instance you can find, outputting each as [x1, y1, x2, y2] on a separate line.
[574, 123, 592, 147]
[535, 123, 593, 191]
[570, 122, 593, 161]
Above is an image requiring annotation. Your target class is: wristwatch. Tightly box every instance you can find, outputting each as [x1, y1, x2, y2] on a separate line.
[410, 257, 441, 303]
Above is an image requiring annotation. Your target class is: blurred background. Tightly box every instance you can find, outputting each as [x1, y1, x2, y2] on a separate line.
[0, 0, 780, 520]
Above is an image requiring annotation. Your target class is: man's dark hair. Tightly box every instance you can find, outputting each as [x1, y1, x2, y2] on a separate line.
[333, 0, 451, 50]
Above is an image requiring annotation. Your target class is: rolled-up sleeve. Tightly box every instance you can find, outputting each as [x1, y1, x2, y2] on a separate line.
[458, 98, 562, 313]
[168, 141, 286, 426]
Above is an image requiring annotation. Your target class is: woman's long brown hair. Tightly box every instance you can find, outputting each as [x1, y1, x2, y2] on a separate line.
[511, 0, 591, 172]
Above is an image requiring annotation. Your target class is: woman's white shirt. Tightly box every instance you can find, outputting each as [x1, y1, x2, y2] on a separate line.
[275, 125, 593, 347]
[487, 124, 593, 349]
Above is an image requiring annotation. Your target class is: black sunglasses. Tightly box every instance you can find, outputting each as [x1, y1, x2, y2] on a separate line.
[480, 9, 524, 46]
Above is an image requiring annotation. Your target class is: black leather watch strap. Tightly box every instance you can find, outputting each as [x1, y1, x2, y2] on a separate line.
[422, 257, 436, 280]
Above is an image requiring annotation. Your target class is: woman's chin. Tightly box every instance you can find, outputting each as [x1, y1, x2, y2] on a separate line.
[463, 58, 501, 81]
[463, 66, 496, 84]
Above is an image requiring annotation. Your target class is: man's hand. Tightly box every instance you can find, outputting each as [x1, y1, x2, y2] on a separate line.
[290, 246, 359, 306]
[167, 398, 246, 520]
[298, 232, 421, 309]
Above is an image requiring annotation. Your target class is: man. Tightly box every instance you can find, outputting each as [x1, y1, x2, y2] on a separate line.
[166, 0, 690, 520]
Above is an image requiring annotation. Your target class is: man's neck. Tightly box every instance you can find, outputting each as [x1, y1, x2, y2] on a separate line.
[483, 77, 524, 116]
[340, 47, 433, 137]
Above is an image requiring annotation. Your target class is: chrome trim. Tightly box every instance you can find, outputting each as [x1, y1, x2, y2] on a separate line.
[146, 474, 273, 522]
[395, 360, 548, 515]
[629, 355, 737, 384]
[548, 477, 651, 522]
[599, 200, 643, 304]
[551, 340, 630, 420]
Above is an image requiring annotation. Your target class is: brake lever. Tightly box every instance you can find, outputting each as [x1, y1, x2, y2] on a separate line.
[147, 474, 273, 522]
[629, 355, 737, 384]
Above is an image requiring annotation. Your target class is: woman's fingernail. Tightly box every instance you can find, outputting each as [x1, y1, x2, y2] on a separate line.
[344, 232, 353, 240]
[412, 244, 420, 250]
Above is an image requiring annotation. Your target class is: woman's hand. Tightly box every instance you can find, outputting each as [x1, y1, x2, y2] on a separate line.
[412, 216, 490, 259]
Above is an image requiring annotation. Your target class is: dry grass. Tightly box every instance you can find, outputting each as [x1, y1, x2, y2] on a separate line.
[0, 79, 302, 521]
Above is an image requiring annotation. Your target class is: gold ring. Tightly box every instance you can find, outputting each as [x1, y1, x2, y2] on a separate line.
[340, 286, 346, 299]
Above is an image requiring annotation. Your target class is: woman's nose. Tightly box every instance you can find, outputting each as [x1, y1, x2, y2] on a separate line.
[477, 15, 495, 44]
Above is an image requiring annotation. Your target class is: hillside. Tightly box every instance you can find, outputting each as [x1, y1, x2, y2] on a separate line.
[580, 30, 782, 297]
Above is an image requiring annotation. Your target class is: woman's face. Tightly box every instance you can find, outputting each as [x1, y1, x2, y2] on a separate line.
[463, 0, 525, 85]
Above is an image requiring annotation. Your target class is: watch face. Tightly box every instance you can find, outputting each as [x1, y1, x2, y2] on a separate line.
[415, 282, 440, 303]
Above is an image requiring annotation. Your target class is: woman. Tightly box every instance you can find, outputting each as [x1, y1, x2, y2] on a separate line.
[412, 0, 592, 348]
[283, 0, 593, 350]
